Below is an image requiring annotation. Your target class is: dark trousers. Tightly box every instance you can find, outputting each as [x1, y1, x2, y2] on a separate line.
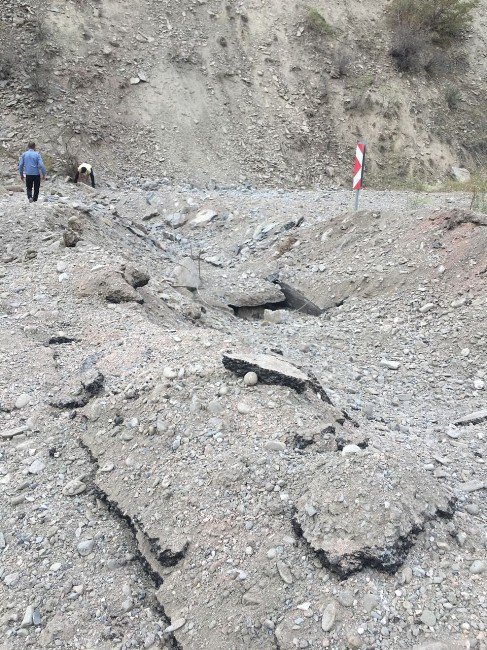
[26, 175, 41, 202]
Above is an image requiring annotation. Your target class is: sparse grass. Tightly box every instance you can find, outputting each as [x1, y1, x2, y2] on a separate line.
[306, 7, 335, 36]
[333, 52, 351, 78]
[387, 0, 479, 45]
[387, 0, 479, 72]
[0, 53, 15, 80]
[30, 62, 50, 102]
[445, 84, 461, 109]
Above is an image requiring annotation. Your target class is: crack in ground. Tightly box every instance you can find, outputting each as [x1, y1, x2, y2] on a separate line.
[78, 438, 184, 649]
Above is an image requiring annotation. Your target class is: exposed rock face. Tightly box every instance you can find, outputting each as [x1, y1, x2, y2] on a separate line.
[454, 409, 487, 426]
[293, 451, 456, 578]
[223, 350, 332, 403]
[225, 281, 285, 309]
[77, 270, 144, 303]
[122, 265, 150, 288]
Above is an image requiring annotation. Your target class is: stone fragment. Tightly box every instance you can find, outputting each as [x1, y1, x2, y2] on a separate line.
[21, 605, 34, 628]
[123, 265, 150, 288]
[243, 371, 258, 386]
[321, 602, 337, 632]
[223, 350, 331, 402]
[63, 478, 87, 496]
[164, 618, 186, 633]
[293, 451, 455, 577]
[63, 229, 81, 248]
[0, 426, 29, 439]
[77, 539, 95, 556]
[276, 561, 293, 584]
[451, 166, 471, 183]
[469, 560, 486, 574]
[15, 393, 31, 409]
[28, 459, 45, 474]
[171, 258, 201, 290]
[265, 440, 286, 452]
[380, 359, 400, 370]
[190, 209, 217, 227]
[420, 609, 437, 627]
[454, 410, 487, 426]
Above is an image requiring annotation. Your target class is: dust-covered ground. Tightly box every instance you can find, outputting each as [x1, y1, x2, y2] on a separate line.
[0, 181, 486, 650]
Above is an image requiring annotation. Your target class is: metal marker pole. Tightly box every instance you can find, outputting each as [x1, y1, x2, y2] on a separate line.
[354, 188, 360, 211]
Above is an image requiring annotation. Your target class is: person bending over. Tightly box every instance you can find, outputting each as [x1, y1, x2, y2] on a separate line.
[74, 163, 96, 188]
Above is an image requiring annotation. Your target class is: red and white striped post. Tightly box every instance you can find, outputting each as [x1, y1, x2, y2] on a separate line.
[353, 142, 366, 211]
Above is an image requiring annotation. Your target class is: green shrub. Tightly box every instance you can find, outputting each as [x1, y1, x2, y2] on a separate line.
[306, 7, 334, 36]
[387, 0, 479, 45]
[445, 84, 462, 109]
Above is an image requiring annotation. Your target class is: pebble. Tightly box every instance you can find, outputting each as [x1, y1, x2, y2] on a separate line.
[469, 560, 486, 574]
[164, 618, 186, 633]
[244, 371, 258, 386]
[77, 539, 95, 556]
[28, 459, 45, 474]
[237, 402, 250, 415]
[276, 561, 293, 584]
[342, 444, 361, 455]
[63, 478, 87, 496]
[380, 359, 400, 370]
[419, 303, 435, 313]
[163, 367, 177, 379]
[321, 602, 337, 632]
[420, 609, 437, 627]
[15, 393, 31, 409]
[4, 572, 20, 587]
[20, 605, 34, 628]
[362, 594, 379, 612]
[265, 440, 286, 452]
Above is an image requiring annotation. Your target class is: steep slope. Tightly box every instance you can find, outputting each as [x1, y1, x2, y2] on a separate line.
[1, 0, 486, 186]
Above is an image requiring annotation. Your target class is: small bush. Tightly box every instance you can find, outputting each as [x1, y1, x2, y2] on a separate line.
[306, 7, 334, 35]
[387, 0, 479, 45]
[445, 84, 462, 109]
[30, 61, 50, 102]
[32, 16, 50, 43]
[389, 26, 427, 71]
[0, 53, 14, 80]
[331, 52, 351, 78]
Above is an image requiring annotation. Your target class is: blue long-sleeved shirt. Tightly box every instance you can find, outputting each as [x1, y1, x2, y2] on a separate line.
[18, 150, 47, 177]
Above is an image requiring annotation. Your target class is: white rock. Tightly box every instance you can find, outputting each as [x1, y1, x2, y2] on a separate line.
[265, 440, 286, 452]
[419, 303, 435, 313]
[321, 602, 337, 632]
[164, 618, 186, 633]
[28, 459, 45, 474]
[237, 402, 250, 415]
[63, 478, 87, 496]
[15, 393, 31, 409]
[380, 359, 400, 370]
[21, 605, 34, 628]
[451, 166, 471, 183]
[243, 371, 258, 386]
[190, 209, 218, 227]
[473, 379, 484, 390]
[342, 444, 362, 455]
[163, 367, 177, 379]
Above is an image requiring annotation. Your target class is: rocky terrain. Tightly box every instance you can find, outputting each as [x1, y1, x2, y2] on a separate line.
[0, 179, 485, 649]
[1, 0, 487, 186]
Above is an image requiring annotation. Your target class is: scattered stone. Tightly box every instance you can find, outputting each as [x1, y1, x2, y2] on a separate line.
[164, 618, 186, 633]
[190, 209, 218, 227]
[276, 561, 293, 584]
[380, 359, 401, 370]
[63, 479, 87, 496]
[321, 602, 337, 632]
[451, 166, 471, 183]
[265, 440, 286, 452]
[21, 605, 35, 628]
[77, 539, 95, 556]
[243, 371, 258, 386]
[15, 393, 31, 409]
[420, 609, 437, 627]
[469, 560, 486, 574]
[28, 459, 45, 474]
[454, 409, 487, 426]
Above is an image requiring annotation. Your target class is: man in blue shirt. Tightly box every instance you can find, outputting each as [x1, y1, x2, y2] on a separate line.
[18, 142, 47, 203]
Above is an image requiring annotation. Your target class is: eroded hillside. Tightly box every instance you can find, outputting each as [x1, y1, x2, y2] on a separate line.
[1, 0, 487, 186]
